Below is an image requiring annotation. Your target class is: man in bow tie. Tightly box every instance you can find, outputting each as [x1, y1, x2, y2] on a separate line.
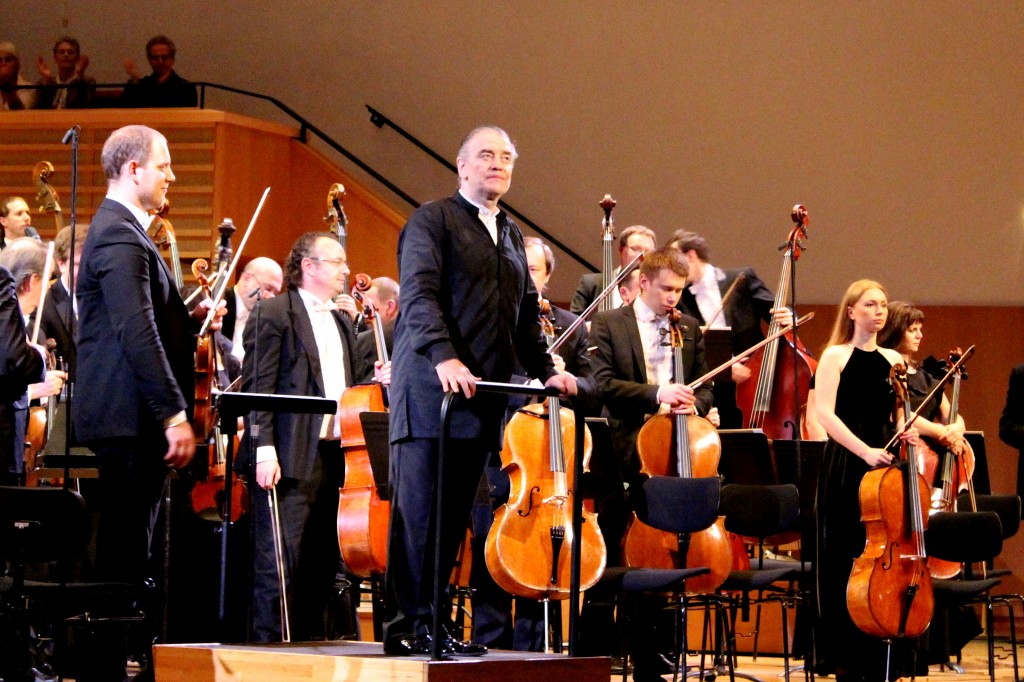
[240, 232, 388, 642]
[585, 245, 714, 679]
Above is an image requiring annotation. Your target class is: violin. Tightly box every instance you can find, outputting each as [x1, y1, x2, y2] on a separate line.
[24, 342, 64, 488]
[599, 194, 617, 312]
[34, 161, 64, 233]
[149, 199, 184, 291]
[735, 205, 818, 439]
[190, 219, 248, 523]
[847, 363, 934, 639]
[622, 310, 732, 593]
[336, 273, 390, 578]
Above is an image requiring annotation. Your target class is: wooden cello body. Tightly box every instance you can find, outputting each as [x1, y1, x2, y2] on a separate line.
[485, 398, 606, 600]
[621, 311, 732, 593]
[847, 364, 934, 639]
[336, 273, 391, 578]
[736, 205, 817, 439]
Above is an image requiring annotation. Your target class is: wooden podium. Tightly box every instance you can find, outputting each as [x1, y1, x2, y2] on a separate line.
[154, 640, 609, 681]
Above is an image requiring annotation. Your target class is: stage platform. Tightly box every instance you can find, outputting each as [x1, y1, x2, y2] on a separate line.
[154, 640, 610, 681]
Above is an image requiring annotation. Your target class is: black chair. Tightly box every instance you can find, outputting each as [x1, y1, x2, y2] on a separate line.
[0, 485, 142, 680]
[703, 483, 802, 682]
[596, 475, 721, 682]
[925, 509, 1015, 682]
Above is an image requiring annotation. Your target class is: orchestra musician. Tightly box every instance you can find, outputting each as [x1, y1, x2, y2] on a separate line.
[813, 280, 919, 682]
[0, 239, 64, 486]
[239, 232, 388, 642]
[74, 125, 224, 682]
[1000, 362, 1024, 515]
[383, 126, 575, 657]
[586, 245, 714, 680]
[223, 256, 283, 361]
[353, 275, 399, 367]
[570, 224, 656, 314]
[0, 196, 35, 248]
[672, 230, 792, 428]
[36, 224, 88, 378]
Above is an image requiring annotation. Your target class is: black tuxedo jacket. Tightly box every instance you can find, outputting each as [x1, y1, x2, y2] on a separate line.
[220, 289, 239, 343]
[75, 199, 196, 443]
[239, 289, 370, 481]
[678, 266, 775, 353]
[589, 305, 714, 472]
[354, 318, 394, 374]
[1, 265, 45, 472]
[570, 272, 603, 315]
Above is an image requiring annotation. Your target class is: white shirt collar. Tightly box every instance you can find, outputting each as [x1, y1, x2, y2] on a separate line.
[106, 195, 154, 231]
[633, 296, 666, 325]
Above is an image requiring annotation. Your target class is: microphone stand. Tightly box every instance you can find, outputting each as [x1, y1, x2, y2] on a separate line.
[61, 124, 80, 487]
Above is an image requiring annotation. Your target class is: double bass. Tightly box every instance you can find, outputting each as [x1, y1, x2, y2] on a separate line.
[484, 302, 607, 600]
[336, 273, 390, 578]
[735, 205, 818, 439]
[847, 363, 934, 639]
[598, 194, 617, 312]
[622, 310, 732, 593]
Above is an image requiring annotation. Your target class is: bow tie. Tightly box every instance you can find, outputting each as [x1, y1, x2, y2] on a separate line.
[311, 300, 337, 314]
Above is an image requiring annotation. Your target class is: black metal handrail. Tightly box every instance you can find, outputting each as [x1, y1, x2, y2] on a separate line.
[367, 105, 597, 273]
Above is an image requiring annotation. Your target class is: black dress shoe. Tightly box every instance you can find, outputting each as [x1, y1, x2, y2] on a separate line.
[383, 633, 435, 656]
[442, 633, 487, 656]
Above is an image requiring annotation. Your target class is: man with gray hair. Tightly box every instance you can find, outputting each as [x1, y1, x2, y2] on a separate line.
[224, 256, 284, 361]
[383, 125, 576, 656]
[353, 275, 399, 367]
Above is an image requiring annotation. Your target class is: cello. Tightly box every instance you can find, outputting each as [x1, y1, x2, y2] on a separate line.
[337, 273, 390, 578]
[484, 303, 607, 600]
[847, 363, 934, 640]
[735, 205, 818, 439]
[622, 310, 732, 593]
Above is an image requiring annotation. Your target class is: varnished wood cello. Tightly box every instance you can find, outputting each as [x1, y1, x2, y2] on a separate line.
[847, 363, 935, 640]
[337, 273, 390, 578]
[622, 310, 732, 593]
[735, 205, 818, 439]
[485, 300, 607, 601]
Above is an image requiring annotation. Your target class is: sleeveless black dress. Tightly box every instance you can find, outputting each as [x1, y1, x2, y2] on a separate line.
[815, 347, 897, 681]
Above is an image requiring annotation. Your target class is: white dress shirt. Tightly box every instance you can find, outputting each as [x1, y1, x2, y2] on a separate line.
[458, 189, 499, 245]
[633, 297, 672, 414]
[689, 264, 728, 329]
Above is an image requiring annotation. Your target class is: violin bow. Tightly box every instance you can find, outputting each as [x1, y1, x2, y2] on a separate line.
[688, 312, 815, 390]
[884, 345, 975, 451]
[29, 242, 57, 345]
[199, 187, 271, 337]
[548, 251, 645, 354]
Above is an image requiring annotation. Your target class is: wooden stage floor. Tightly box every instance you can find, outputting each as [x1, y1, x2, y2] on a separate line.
[150, 636, 1018, 682]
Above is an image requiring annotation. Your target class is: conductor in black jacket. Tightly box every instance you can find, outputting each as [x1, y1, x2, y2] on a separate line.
[75, 125, 222, 680]
[383, 126, 576, 656]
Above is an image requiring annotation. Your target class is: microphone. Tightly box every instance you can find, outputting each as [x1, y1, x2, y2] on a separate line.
[247, 286, 262, 300]
[61, 125, 80, 145]
[24, 226, 41, 241]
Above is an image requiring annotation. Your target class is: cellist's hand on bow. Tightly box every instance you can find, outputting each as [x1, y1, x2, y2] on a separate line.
[860, 447, 894, 468]
[545, 371, 577, 398]
[374, 360, 391, 386]
[257, 460, 282, 490]
[658, 383, 696, 414]
[436, 358, 479, 397]
[164, 421, 196, 469]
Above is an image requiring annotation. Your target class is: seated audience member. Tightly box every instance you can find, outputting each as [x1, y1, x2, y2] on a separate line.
[120, 35, 197, 108]
[35, 36, 95, 109]
[0, 41, 36, 110]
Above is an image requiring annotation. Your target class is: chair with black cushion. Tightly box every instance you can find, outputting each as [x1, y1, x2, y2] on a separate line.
[594, 475, 721, 682]
[709, 483, 802, 682]
[925, 509, 1015, 682]
[0, 485, 142, 681]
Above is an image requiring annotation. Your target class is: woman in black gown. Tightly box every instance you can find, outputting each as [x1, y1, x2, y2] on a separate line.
[814, 280, 918, 682]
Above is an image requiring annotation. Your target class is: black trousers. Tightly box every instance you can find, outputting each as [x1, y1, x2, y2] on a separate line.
[383, 436, 489, 644]
[251, 440, 344, 643]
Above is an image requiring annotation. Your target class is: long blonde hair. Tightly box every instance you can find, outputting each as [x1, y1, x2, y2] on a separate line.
[823, 279, 887, 350]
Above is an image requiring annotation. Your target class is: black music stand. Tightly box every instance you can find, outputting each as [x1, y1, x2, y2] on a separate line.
[214, 391, 336, 639]
[701, 328, 734, 370]
[359, 412, 391, 500]
[963, 431, 991, 495]
[717, 429, 774, 486]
